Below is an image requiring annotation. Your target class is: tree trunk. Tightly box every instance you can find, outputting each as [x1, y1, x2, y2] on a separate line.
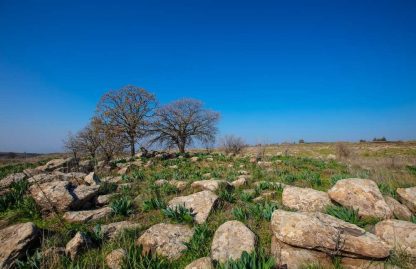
[130, 137, 135, 157]
[178, 142, 186, 153]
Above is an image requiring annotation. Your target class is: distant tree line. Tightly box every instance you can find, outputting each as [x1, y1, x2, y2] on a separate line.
[64, 85, 220, 162]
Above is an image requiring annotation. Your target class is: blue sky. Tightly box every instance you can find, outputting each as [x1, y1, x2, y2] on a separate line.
[1, 0, 415, 153]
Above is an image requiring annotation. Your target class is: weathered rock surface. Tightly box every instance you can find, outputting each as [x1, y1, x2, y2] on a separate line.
[29, 181, 75, 212]
[385, 196, 412, 221]
[101, 221, 141, 240]
[211, 220, 256, 263]
[41, 157, 77, 172]
[63, 207, 112, 223]
[170, 179, 187, 191]
[0, 222, 40, 269]
[168, 191, 218, 224]
[118, 164, 138, 175]
[374, 219, 416, 257]
[231, 177, 247, 188]
[328, 178, 392, 219]
[341, 257, 398, 269]
[106, 248, 126, 269]
[271, 236, 332, 269]
[0, 173, 26, 190]
[185, 257, 213, 269]
[65, 232, 93, 260]
[271, 210, 391, 258]
[397, 187, 416, 213]
[28, 173, 62, 185]
[71, 185, 100, 209]
[191, 180, 229, 192]
[136, 223, 194, 260]
[282, 186, 332, 212]
[84, 172, 100, 186]
[96, 194, 116, 206]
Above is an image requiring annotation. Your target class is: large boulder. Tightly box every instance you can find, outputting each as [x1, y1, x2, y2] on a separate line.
[0, 173, 26, 190]
[271, 210, 391, 259]
[328, 178, 392, 219]
[282, 186, 332, 212]
[70, 185, 100, 210]
[136, 223, 194, 260]
[191, 180, 229, 192]
[385, 196, 412, 221]
[29, 181, 75, 212]
[106, 248, 126, 269]
[63, 207, 112, 223]
[65, 232, 93, 260]
[168, 191, 218, 224]
[101, 221, 141, 240]
[185, 257, 214, 269]
[397, 187, 416, 213]
[211, 221, 256, 263]
[271, 236, 332, 269]
[374, 219, 416, 257]
[0, 222, 40, 269]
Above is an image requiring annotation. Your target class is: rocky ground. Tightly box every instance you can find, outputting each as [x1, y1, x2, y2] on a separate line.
[0, 143, 416, 269]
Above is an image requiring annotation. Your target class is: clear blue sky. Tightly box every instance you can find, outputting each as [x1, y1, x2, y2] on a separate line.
[1, 0, 415, 153]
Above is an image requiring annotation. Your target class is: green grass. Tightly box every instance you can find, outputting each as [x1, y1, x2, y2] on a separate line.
[122, 245, 169, 269]
[110, 197, 134, 216]
[162, 204, 195, 224]
[142, 198, 167, 212]
[325, 204, 379, 228]
[216, 250, 275, 269]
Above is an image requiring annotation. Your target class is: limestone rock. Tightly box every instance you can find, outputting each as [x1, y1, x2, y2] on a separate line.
[374, 219, 416, 257]
[84, 172, 100, 186]
[71, 184, 100, 210]
[185, 257, 214, 269]
[41, 157, 77, 172]
[282, 186, 332, 212]
[211, 220, 256, 263]
[106, 248, 126, 269]
[154, 179, 168, 186]
[101, 221, 141, 240]
[170, 179, 187, 191]
[231, 177, 247, 188]
[328, 178, 392, 219]
[118, 164, 138, 175]
[63, 207, 112, 223]
[385, 196, 412, 221]
[271, 210, 391, 259]
[271, 236, 332, 269]
[191, 180, 229, 192]
[397, 187, 416, 213]
[65, 232, 93, 260]
[96, 194, 116, 206]
[29, 181, 74, 212]
[168, 191, 218, 224]
[0, 173, 26, 190]
[136, 223, 194, 260]
[0, 222, 40, 269]
[341, 257, 398, 269]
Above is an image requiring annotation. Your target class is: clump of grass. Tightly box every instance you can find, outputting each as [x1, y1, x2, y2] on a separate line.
[183, 224, 213, 258]
[216, 250, 275, 269]
[386, 247, 414, 269]
[330, 174, 350, 186]
[98, 181, 118, 195]
[378, 182, 397, 199]
[232, 207, 249, 221]
[131, 170, 146, 181]
[162, 204, 195, 224]
[111, 197, 134, 216]
[411, 215, 416, 224]
[123, 244, 169, 269]
[218, 186, 236, 203]
[248, 202, 278, 221]
[406, 165, 416, 175]
[15, 250, 41, 269]
[239, 192, 254, 202]
[142, 198, 166, 212]
[325, 205, 379, 228]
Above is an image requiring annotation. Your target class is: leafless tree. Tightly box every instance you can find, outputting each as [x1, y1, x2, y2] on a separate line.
[95, 119, 126, 163]
[221, 135, 246, 155]
[63, 132, 81, 160]
[77, 118, 101, 160]
[150, 99, 220, 153]
[96, 85, 157, 156]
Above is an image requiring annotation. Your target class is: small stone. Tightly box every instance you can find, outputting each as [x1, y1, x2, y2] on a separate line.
[63, 207, 112, 223]
[191, 180, 229, 192]
[231, 177, 247, 188]
[65, 232, 93, 260]
[106, 249, 126, 269]
[185, 257, 213, 269]
[84, 172, 100, 186]
[101, 221, 141, 240]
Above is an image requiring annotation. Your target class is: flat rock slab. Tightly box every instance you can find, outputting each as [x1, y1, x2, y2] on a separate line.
[29, 181, 75, 212]
[397, 187, 416, 214]
[136, 223, 194, 260]
[328, 178, 392, 219]
[0, 222, 40, 269]
[70, 185, 100, 210]
[282, 186, 332, 212]
[185, 257, 213, 269]
[271, 209, 391, 259]
[374, 219, 416, 257]
[0, 173, 26, 190]
[271, 236, 332, 269]
[63, 207, 112, 223]
[211, 220, 256, 263]
[385, 196, 412, 221]
[191, 180, 229, 192]
[101, 221, 141, 240]
[65, 232, 93, 260]
[168, 190, 218, 224]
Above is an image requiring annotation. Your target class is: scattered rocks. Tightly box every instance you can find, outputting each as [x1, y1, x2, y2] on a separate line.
[65, 232, 93, 260]
[136, 223, 194, 260]
[63, 207, 112, 223]
[271, 210, 391, 258]
[328, 178, 392, 219]
[211, 220, 256, 263]
[191, 180, 229, 192]
[84, 172, 100, 186]
[374, 219, 416, 257]
[185, 257, 214, 269]
[106, 248, 126, 269]
[385, 196, 412, 221]
[397, 187, 416, 213]
[40, 157, 77, 172]
[0, 222, 40, 269]
[70, 185, 100, 210]
[0, 173, 26, 190]
[101, 221, 141, 240]
[282, 186, 332, 212]
[29, 181, 75, 212]
[170, 179, 187, 191]
[168, 191, 218, 224]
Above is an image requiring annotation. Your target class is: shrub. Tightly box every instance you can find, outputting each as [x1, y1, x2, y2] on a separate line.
[221, 135, 246, 155]
[217, 250, 275, 269]
[123, 245, 169, 269]
[162, 204, 195, 223]
[142, 198, 167, 212]
[111, 197, 134, 216]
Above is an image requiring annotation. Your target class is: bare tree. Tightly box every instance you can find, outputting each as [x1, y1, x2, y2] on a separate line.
[63, 132, 81, 159]
[77, 118, 101, 160]
[95, 119, 126, 163]
[150, 99, 220, 153]
[221, 135, 246, 155]
[96, 85, 157, 156]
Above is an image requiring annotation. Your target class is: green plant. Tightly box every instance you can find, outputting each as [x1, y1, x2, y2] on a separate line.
[325, 205, 379, 228]
[15, 250, 41, 269]
[386, 247, 414, 269]
[143, 198, 167, 211]
[183, 224, 213, 258]
[232, 207, 249, 221]
[111, 197, 134, 216]
[240, 192, 254, 202]
[123, 245, 169, 269]
[407, 165, 416, 175]
[217, 250, 275, 269]
[411, 215, 416, 224]
[98, 181, 118, 195]
[218, 187, 236, 203]
[378, 183, 397, 199]
[162, 204, 195, 223]
[131, 170, 146, 181]
[248, 202, 278, 221]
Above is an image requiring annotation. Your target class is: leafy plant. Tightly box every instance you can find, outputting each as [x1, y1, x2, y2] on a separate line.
[131, 170, 146, 181]
[123, 245, 169, 269]
[183, 224, 213, 258]
[232, 207, 249, 221]
[411, 215, 416, 224]
[98, 181, 118, 195]
[325, 205, 379, 228]
[218, 187, 236, 203]
[407, 165, 416, 175]
[143, 198, 167, 211]
[162, 204, 195, 223]
[216, 250, 275, 269]
[248, 202, 278, 221]
[15, 250, 41, 269]
[378, 183, 397, 199]
[240, 192, 254, 202]
[111, 197, 134, 216]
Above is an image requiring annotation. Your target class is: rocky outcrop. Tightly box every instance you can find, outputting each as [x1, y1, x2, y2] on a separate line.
[0, 173, 26, 190]
[0, 222, 40, 269]
[191, 180, 229, 192]
[136, 223, 194, 260]
[105, 248, 126, 269]
[271, 210, 391, 258]
[65, 232, 93, 260]
[185, 257, 213, 269]
[374, 219, 416, 257]
[84, 172, 100, 186]
[168, 191, 218, 224]
[96, 194, 116, 206]
[40, 157, 77, 172]
[101, 221, 141, 240]
[385, 196, 412, 221]
[397, 187, 416, 213]
[211, 221, 256, 263]
[29, 181, 75, 212]
[328, 178, 392, 219]
[282, 186, 332, 212]
[63, 207, 112, 223]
